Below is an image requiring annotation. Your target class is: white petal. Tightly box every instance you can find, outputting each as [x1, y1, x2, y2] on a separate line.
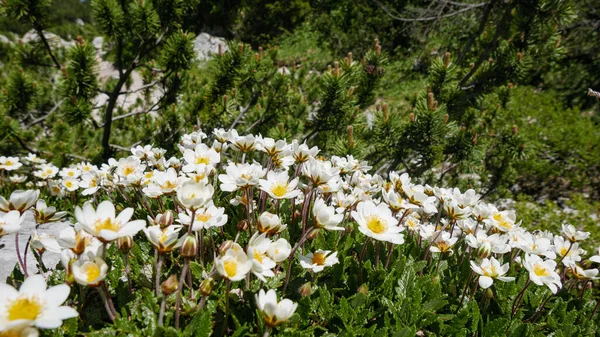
[44, 284, 70, 306]
[20, 275, 47, 295]
[478, 276, 493, 289]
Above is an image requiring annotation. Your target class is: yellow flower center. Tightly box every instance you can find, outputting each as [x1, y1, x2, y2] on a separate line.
[533, 264, 550, 277]
[366, 216, 387, 234]
[196, 212, 212, 222]
[68, 171, 75, 177]
[436, 242, 451, 252]
[123, 166, 135, 176]
[65, 181, 74, 188]
[482, 265, 497, 277]
[312, 252, 327, 265]
[271, 183, 288, 198]
[5, 160, 13, 166]
[224, 260, 237, 277]
[254, 250, 264, 263]
[195, 156, 209, 165]
[94, 218, 120, 234]
[85, 264, 101, 282]
[7, 296, 43, 321]
[162, 181, 177, 190]
[0, 329, 22, 337]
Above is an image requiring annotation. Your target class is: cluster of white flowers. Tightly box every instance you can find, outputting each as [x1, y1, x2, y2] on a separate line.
[1, 127, 600, 333]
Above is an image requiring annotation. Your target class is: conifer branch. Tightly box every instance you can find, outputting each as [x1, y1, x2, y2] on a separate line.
[372, 0, 486, 22]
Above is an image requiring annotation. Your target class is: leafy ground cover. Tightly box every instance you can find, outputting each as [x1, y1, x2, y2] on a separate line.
[0, 129, 599, 336]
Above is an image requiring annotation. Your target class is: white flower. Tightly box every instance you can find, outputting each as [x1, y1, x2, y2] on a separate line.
[229, 130, 257, 152]
[302, 159, 339, 186]
[115, 156, 146, 185]
[465, 232, 510, 257]
[590, 247, 600, 264]
[9, 175, 28, 183]
[61, 178, 79, 192]
[79, 173, 101, 196]
[178, 204, 228, 230]
[57, 225, 102, 256]
[182, 144, 220, 172]
[0, 156, 23, 171]
[30, 231, 61, 254]
[291, 140, 319, 163]
[487, 210, 518, 232]
[561, 223, 590, 242]
[267, 238, 291, 263]
[59, 168, 81, 179]
[0, 325, 39, 336]
[517, 233, 556, 259]
[215, 244, 253, 281]
[554, 236, 583, 265]
[257, 138, 289, 157]
[259, 171, 301, 200]
[0, 274, 78, 330]
[566, 262, 599, 280]
[176, 180, 214, 211]
[312, 198, 344, 231]
[247, 233, 276, 281]
[0, 190, 40, 213]
[34, 164, 58, 180]
[429, 231, 459, 255]
[24, 153, 46, 165]
[0, 211, 24, 237]
[470, 257, 514, 289]
[72, 253, 109, 287]
[143, 225, 183, 253]
[352, 201, 404, 244]
[255, 289, 297, 327]
[75, 200, 146, 242]
[218, 162, 265, 192]
[523, 254, 562, 294]
[33, 200, 66, 224]
[299, 250, 339, 273]
[257, 212, 286, 235]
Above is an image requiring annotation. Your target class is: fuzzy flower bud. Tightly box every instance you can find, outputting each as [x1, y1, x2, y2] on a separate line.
[219, 240, 234, 255]
[117, 235, 134, 254]
[181, 235, 198, 258]
[200, 277, 215, 296]
[161, 274, 179, 295]
[298, 282, 312, 297]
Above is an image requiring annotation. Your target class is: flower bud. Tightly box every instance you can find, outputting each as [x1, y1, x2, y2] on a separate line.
[485, 288, 494, 300]
[357, 284, 368, 295]
[180, 235, 198, 258]
[117, 235, 134, 254]
[157, 210, 174, 228]
[219, 240, 234, 255]
[237, 219, 249, 232]
[476, 242, 492, 259]
[200, 277, 215, 296]
[307, 228, 319, 240]
[161, 274, 179, 295]
[298, 282, 312, 297]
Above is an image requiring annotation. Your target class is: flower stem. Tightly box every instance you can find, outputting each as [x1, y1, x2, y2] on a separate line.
[223, 280, 231, 334]
[98, 287, 116, 322]
[175, 259, 190, 329]
[511, 279, 531, 317]
[124, 253, 133, 293]
[158, 294, 167, 326]
[15, 233, 28, 277]
[156, 253, 164, 298]
[282, 228, 315, 293]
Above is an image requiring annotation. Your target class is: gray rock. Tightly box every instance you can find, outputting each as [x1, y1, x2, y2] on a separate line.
[0, 211, 70, 282]
[193, 32, 228, 61]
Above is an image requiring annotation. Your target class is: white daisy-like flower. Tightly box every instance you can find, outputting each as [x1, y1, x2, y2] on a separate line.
[75, 200, 146, 242]
[34, 164, 58, 180]
[215, 245, 253, 281]
[33, 200, 66, 224]
[0, 211, 24, 237]
[143, 225, 183, 253]
[59, 168, 81, 179]
[247, 233, 276, 281]
[61, 177, 79, 192]
[554, 236, 583, 265]
[299, 250, 339, 273]
[0, 274, 78, 330]
[523, 254, 562, 294]
[291, 140, 319, 163]
[0, 190, 40, 213]
[24, 153, 46, 165]
[266, 238, 291, 263]
[178, 204, 228, 230]
[565, 261, 599, 280]
[255, 289, 297, 327]
[218, 162, 266, 192]
[71, 253, 109, 287]
[312, 198, 344, 231]
[79, 173, 101, 196]
[0, 156, 23, 171]
[257, 212, 286, 235]
[176, 179, 214, 211]
[259, 170, 301, 200]
[590, 247, 600, 264]
[182, 144, 220, 173]
[470, 257, 514, 289]
[429, 231, 459, 255]
[561, 223, 590, 242]
[352, 200, 404, 244]
[9, 175, 28, 183]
